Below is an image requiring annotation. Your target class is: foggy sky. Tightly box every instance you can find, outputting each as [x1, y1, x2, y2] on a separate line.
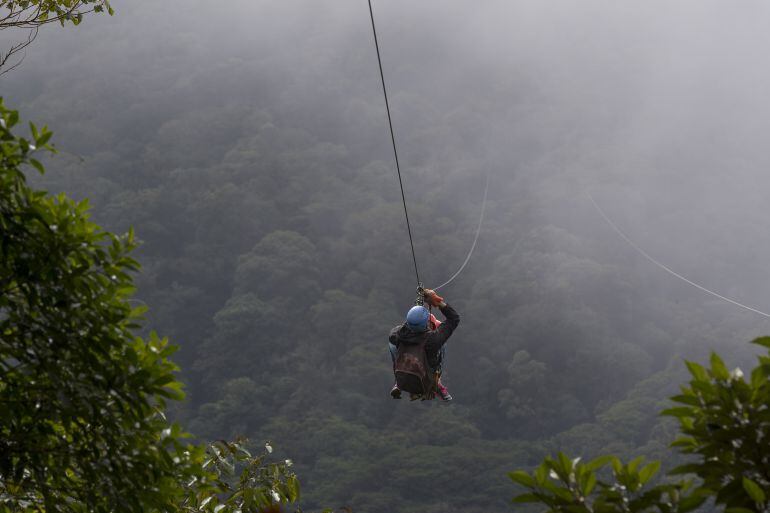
[4, 0, 770, 331]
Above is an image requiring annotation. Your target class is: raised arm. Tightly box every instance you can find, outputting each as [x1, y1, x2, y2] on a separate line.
[422, 289, 460, 349]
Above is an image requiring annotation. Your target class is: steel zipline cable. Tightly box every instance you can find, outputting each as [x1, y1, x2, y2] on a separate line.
[588, 191, 770, 320]
[367, 0, 421, 287]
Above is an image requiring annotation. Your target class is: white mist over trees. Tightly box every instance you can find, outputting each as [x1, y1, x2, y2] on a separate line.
[4, 1, 770, 511]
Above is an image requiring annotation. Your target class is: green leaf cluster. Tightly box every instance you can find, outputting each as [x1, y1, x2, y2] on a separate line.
[664, 340, 770, 512]
[180, 439, 301, 513]
[0, 0, 113, 28]
[510, 453, 703, 513]
[0, 99, 205, 512]
[511, 339, 770, 513]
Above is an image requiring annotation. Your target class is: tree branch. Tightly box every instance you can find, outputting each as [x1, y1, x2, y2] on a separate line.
[0, 1, 109, 74]
[0, 27, 37, 76]
[0, 2, 99, 30]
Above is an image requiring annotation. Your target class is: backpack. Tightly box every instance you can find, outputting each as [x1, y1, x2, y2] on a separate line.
[394, 334, 436, 398]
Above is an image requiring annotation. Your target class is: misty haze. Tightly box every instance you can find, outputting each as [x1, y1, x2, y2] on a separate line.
[3, 1, 770, 512]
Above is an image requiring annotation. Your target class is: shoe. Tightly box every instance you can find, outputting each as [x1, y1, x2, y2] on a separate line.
[390, 384, 401, 399]
[436, 380, 453, 401]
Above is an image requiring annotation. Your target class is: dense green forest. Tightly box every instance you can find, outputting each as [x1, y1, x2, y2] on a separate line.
[4, 1, 770, 511]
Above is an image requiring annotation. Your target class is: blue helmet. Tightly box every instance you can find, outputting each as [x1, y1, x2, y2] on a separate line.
[406, 305, 430, 332]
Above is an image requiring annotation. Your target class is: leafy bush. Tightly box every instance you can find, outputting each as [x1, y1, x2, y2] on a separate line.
[0, 101, 310, 513]
[0, 99, 205, 511]
[510, 338, 770, 513]
[180, 439, 301, 513]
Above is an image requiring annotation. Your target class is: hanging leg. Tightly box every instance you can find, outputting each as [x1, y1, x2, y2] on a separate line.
[388, 342, 401, 399]
[435, 346, 452, 401]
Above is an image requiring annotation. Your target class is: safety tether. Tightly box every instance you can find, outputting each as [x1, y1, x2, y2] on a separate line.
[434, 175, 489, 291]
[367, 0, 421, 286]
[589, 191, 770, 319]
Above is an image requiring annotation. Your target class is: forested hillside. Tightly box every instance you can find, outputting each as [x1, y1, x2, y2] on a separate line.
[5, 1, 770, 511]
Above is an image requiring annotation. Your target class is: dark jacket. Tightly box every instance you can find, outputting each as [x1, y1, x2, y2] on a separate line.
[389, 303, 460, 369]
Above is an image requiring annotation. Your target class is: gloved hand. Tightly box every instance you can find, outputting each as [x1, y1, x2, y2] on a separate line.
[422, 288, 444, 307]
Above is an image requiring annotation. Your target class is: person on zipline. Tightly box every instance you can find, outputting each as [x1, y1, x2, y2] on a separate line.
[388, 288, 460, 401]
